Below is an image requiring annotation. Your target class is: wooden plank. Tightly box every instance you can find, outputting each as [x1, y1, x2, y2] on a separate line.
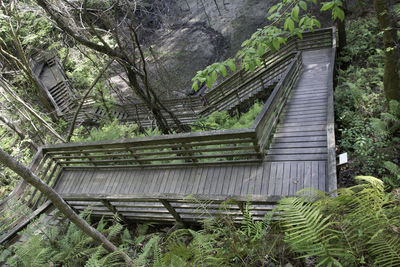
[215, 166, 226, 195]
[124, 171, 139, 194]
[266, 154, 327, 161]
[111, 170, 125, 193]
[282, 116, 327, 123]
[204, 167, 215, 195]
[277, 121, 326, 128]
[102, 169, 118, 194]
[210, 167, 221, 195]
[183, 167, 196, 194]
[178, 168, 190, 194]
[149, 169, 162, 193]
[247, 165, 256, 195]
[240, 165, 252, 196]
[282, 162, 291, 196]
[227, 165, 238, 195]
[304, 162, 312, 189]
[221, 165, 233, 195]
[254, 164, 264, 195]
[163, 168, 175, 194]
[81, 170, 96, 193]
[312, 161, 319, 190]
[114, 170, 131, 194]
[274, 136, 327, 143]
[270, 141, 327, 149]
[268, 147, 327, 155]
[261, 162, 271, 195]
[274, 163, 284, 195]
[289, 162, 298, 195]
[267, 163, 277, 195]
[274, 131, 327, 138]
[191, 167, 204, 194]
[318, 161, 326, 191]
[276, 125, 326, 133]
[157, 169, 171, 193]
[234, 166, 244, 195]
[296, 162, 305, 192]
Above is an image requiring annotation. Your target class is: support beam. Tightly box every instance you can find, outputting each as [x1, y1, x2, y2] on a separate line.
[159, 199, 184, 225]
[100, 199, 129, 224]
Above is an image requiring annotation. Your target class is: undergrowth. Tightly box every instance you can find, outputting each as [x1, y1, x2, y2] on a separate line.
[335, 15, 400, 188]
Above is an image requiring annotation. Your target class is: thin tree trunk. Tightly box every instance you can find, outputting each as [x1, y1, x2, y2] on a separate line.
[374, 0, 400, 101]
[0, 148, 132, 266]
[0, 78, 66, 142]
[0, 113, 38, 150]
[66, 59, 114, 142]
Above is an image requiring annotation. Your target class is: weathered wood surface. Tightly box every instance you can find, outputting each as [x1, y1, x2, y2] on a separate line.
[266, 48, 332, 162]
[0, 29, 336, 235]
[53, 46, 334, 223]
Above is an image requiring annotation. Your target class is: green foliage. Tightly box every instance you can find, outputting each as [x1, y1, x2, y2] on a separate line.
[158, 202, 289, 266]
[192, 101, 263, 131]
[70, 119, 162, 143]
[278, 176, 400, 266]
[1, 212, 162, 267]
[0, 3, 56, 51]
[192, 0, 343, 91]
[0, 127, 33, 196]
[335, 16, 400, 184]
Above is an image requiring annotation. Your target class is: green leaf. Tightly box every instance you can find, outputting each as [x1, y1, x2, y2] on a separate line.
[335, 7, 345, 21]
[272, 39, 280, 50]
[218, 64, 227, 77]
[299, 1, 307, 11]
[226, 59, 236, 72]
[321, 2, 334, 11]
[211, 70, 217, 82]
[192, 81, 199, 91]
[284, 18, 295, 32]
[292, 6, 300, 21]
[268, 5, 278, 14]
[206, 76, 213, 88]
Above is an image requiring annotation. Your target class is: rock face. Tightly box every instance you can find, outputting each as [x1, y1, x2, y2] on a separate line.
[111, 0, 333, 99]
[110, 0, 280, 99]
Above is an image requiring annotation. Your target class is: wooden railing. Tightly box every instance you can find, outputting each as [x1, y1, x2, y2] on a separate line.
[37, 50, 301, 169]
[61, 193, 280, 224]
[0, 28, 336, 240]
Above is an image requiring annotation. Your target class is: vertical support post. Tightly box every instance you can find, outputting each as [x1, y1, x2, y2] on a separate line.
[101, 199, 129, 224]
[159, 199, 184, 225]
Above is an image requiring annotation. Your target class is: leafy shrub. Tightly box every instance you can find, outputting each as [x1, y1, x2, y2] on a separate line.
[278, 176, 400, 266]
[335, 15, 400, 184]
[70, 119, 163, 143]
[192, 101, 263, 131]
[0, 212, 161, 267]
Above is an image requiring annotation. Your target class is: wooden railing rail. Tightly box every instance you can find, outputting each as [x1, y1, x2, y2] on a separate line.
[252, 52, 303, 151]
[41, 128, 260, 168]
[61, 193, 280, 223]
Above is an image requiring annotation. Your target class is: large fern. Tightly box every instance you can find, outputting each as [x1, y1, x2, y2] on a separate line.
[278, 176, 400, 266]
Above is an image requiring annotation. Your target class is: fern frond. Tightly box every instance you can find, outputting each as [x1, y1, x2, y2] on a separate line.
[369, 233, 400, 266]
[278, 197, 345, 265]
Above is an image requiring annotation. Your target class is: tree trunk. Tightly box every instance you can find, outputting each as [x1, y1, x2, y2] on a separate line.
[0, 148, 132, 266]
[0, 113, 38, 150]
[35, 0, 190, 134]
[374, 0, 400, 101]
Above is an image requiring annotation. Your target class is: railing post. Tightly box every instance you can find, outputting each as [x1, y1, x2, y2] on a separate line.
[159, 199, 184, 225]
[101, 199, 129, 224]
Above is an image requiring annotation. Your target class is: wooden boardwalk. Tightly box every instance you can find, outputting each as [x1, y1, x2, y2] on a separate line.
[56, 48, 332, 199]
[52, 47, 334, 222]
[1, 29, 337, 239]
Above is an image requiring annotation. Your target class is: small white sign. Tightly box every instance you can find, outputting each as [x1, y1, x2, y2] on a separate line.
[338, 152, 348, 165]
